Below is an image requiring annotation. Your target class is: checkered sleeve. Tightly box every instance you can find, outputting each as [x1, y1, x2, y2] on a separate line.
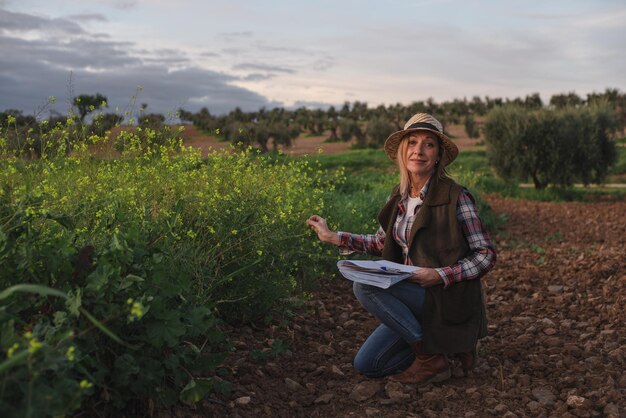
[435, 189, 497, 287]
[337, 226, 386, 257]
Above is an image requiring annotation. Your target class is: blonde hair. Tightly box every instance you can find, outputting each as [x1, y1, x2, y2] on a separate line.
[396, 134, 449, 198]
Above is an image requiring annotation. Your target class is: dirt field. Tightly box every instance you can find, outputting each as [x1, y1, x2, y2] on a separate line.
[165, 196, 625, 417]
[179, 124, 485, 156]
[160, 125, 625, 417]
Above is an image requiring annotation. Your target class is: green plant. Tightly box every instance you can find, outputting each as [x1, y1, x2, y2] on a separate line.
[0, 123, 341, 416]
[483, 103, 619, 189]
[464, 114, 480, 138]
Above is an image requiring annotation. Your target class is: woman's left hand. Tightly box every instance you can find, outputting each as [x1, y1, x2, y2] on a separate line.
[409, 268, 443, 288]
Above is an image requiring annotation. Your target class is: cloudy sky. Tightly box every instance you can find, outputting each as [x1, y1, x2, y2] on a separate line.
[1, 0, 625, 118]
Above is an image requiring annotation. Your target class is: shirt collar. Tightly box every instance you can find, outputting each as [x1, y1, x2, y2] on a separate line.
[398, 174, 433, 213]
[419, 175, 433, 200]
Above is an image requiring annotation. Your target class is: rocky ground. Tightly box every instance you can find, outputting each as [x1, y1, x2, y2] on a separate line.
[175, 196, 625, 418]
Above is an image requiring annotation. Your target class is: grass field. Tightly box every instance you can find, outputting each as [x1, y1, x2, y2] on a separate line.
[292, 147, 626, 211]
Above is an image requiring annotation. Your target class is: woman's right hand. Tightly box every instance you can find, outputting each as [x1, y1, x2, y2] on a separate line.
[306, 215, 340, 245]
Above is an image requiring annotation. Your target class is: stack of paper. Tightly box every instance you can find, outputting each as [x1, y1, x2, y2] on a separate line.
[337, 260, 419, 289]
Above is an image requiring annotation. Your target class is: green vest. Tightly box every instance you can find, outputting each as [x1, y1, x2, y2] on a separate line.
[377, 176, 488, 354]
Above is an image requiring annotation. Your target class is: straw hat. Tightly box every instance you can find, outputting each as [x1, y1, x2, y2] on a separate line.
[384, 113, 458, 167]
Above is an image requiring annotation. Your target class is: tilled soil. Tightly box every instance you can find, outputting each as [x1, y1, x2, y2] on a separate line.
[188, 197, 625, 418]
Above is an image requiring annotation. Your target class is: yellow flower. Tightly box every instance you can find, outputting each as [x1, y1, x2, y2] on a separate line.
[28, 338, 42, 354]
[231, 229, 238, 235]
[7, 343, 19, 358]
[256, 250, 263, 256]
[79, 380, 93, 390]
[66, 346, 76, 361]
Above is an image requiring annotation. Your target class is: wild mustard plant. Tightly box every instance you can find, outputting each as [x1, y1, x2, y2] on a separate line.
[0, 124, 341, 416]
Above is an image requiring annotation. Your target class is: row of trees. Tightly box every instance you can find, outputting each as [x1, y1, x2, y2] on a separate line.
[2, 89, 624, 189]
[179, 88, 626, 151]
[3, 87, 624, 143]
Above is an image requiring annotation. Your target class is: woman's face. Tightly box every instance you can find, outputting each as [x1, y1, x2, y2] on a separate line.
[404, 131, 441, 178]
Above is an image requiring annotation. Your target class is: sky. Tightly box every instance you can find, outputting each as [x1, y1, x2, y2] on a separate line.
[1, 0, 625, 118]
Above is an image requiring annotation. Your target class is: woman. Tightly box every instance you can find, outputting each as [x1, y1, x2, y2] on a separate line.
[306, 113, 496, 386]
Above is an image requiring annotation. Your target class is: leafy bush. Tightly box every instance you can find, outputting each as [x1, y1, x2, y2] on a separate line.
[365, 117, 395, 148]
[0, 131, 338, 416]
[483, 103, 619, 188]
[464, 114, 480, 138]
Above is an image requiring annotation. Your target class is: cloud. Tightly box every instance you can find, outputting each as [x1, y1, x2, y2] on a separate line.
[0, 8, 85, 34]
[312, 58, 333, 71]
[217, 30, 253, 40]
[0, 7, 278, 116]
[67, 13, 108, 22]
[232, 63, 295, 74]
[242, 73, 274, 81]
[200, 51, 220, 57]
[109, 0, 138, 10]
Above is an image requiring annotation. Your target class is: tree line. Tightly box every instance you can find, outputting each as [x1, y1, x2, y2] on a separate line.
[2, 88, 624, 188]
[178, 88, 626, 150]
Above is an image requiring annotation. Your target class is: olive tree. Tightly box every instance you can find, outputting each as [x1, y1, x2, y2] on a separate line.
[365, 117, 395, 148]
[484, 104, 619, 189]
[73, 93, 108, 122]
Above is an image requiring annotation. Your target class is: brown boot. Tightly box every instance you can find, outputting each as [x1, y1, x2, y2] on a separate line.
[390, 341, 451, 385]
[453, 347, 477, 375]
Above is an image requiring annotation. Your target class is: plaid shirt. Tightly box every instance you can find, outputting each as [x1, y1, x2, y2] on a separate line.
[338, 178, 496, 287]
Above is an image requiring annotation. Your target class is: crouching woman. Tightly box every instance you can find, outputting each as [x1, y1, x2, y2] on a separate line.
[307, 113, 496, 385]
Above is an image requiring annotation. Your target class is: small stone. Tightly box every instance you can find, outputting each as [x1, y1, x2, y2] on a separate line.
[544, 336, 562, 347]
[566, 395, 586, 408]
[310, 366, 327, 377]
[607, 348, 623, 364]
[365, 408, 381, 417]
[343, 319, 357, 328]
[235, 396, 251, 405]
[284, 378, 303, 391]
[603, 403, 619, 417]
[511, 316, 533, 324]
[532, 387, 555, 406]
[349, 381, 381, 402]
[494, 403, 509, 413]
[331, 365, 345, 376]
[527, 400, 543, 414]
[485, 397, 498, 407]
[544, 327, 558, 335]
[385, 380, 410, 402]
[314, 393, 333, 404]
[317, 345, 336, 356]
[548, 285, 564, 293]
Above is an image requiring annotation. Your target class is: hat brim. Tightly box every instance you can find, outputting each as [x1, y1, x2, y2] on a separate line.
[383, 127, 458, 167]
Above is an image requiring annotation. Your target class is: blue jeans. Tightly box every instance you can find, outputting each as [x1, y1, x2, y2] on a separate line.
[352, 281, 426, 378]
